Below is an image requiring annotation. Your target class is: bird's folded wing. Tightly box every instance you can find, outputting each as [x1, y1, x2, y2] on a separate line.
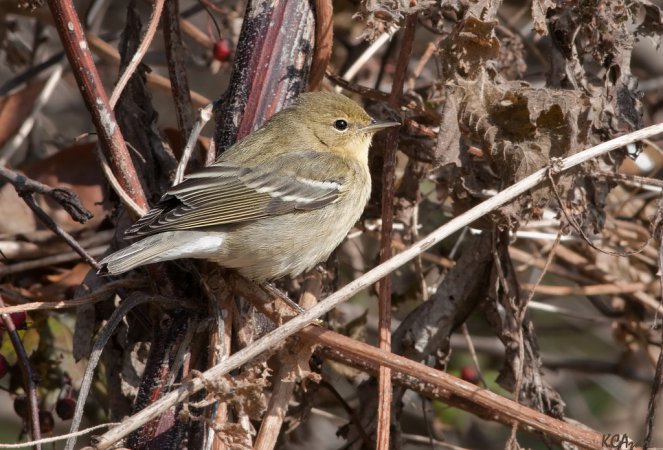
[124, 151, 345, 237]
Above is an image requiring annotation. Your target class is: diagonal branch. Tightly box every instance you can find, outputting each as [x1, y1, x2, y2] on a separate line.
[91, 118, 663, 450]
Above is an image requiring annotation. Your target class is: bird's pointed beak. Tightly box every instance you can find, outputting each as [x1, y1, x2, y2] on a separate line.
[361, 120, 401, 133]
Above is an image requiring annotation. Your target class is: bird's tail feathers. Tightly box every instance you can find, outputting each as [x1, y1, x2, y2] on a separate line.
[98, 231, 225, 275]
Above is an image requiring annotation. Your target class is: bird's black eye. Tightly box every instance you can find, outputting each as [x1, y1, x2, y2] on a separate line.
[334, 119, 348, 131]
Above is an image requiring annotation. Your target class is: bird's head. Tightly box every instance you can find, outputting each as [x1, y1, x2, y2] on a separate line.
[284, 92, 400, 162]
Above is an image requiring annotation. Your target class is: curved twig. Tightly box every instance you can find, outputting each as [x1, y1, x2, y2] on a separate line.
[108, 0, 165, 109]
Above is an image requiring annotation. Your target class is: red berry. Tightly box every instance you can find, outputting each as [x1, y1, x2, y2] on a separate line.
[213, 39, 232, 62]
[460, 366, 480, 384]
[56, 397, 76, 420]
[9, 311, 27, 329]
[0, 354, 8, 378]
[39, 410, 54, 433]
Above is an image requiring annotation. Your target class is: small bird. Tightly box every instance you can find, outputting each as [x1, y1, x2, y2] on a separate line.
[99, 92, 399, 280]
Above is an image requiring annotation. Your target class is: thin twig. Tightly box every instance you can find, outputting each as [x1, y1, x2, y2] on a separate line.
[174, 103, 215, 185]
[64, 293, 153, 450]
[553, 245, 661, 315]
[0, 295, 41, 450]
[326, 70, 440, 121]
[0, 245, 107, 277]
[16, 193, 100, 269]
[507, 232, 561, 449]
[327, 71, 391, 102]
[0, 230, 110, 260]
[408, 37, 441, 91]
[178, 18, 215, 49]
[92, 121, 663, 449]
[309, 0, 334, 91]
[95, 149, 146, 217]
[0, 423, 119, 449]
[0, 279, 148, 315]
[521, 281, 654, 296]
[86, 33, 211, 108]
[163, 0, 197, 155]
[460, 324, 487, 387]
[388, 237, 455, 268]
[335, 31, 393, 93]
[643, 218, 663, 449]
[202, 269, 232, 450]
[317, 380, 373, 447]
[549, 168, 651, 257]
[253, 272, 321, 450]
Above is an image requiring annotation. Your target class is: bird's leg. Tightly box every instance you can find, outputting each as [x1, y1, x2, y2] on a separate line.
[260, 282, 306, 315]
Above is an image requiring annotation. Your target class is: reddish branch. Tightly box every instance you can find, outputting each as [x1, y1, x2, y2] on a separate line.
[311, 327, 604, 449]
[236, 277, 605, 450]
[309, 0, 333, 91]
[376, 12, 418, 449]
[46, 0, 148, 214]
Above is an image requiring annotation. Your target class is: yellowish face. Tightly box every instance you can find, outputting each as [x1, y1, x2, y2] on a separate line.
[292, 92, 378, 159]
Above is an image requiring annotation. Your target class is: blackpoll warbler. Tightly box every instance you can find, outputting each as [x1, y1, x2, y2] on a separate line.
[99, 92, 399, 280]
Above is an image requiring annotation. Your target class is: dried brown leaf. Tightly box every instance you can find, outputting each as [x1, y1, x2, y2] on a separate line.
[0, 79, 46, 148]
[531, 0, 556, 36]
[355, 0, 435, 40]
